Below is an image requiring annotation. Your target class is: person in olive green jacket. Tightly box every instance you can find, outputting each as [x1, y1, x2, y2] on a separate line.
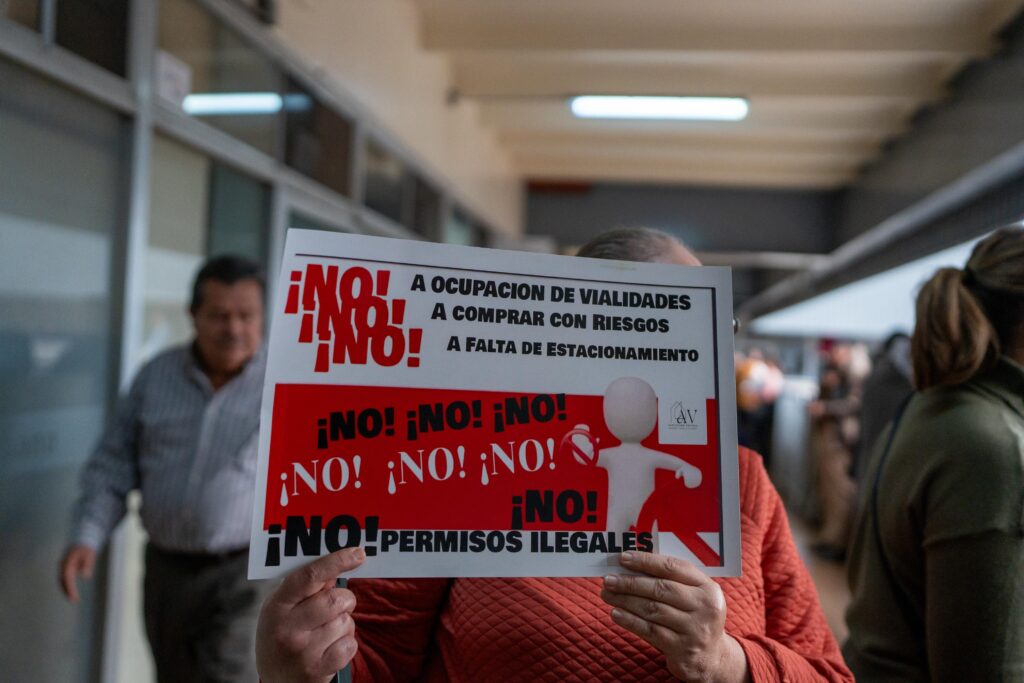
[844, 226, 1024, 681]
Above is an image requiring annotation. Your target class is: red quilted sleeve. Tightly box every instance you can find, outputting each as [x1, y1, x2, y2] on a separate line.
[349, 577, 452, 682]
[733, 449, 854, 683]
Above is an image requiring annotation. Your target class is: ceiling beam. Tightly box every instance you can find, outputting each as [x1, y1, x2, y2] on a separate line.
[499, 130, 888, 155]
[516, 149, 863, 173]
[507, 135, 876, 160]
[420, 14, 993, 56]
[694, 251, 831, 270]
[493, 119, 910, 143]
[506, 140, 876, 167]
[449, 55, 953, 101]
[518, 160, 855, 189]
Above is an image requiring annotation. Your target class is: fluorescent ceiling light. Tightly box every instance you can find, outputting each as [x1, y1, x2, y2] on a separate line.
[183, 92, 283, 116]
[570, 96, 748, 121]
[749, 235, 988, 340]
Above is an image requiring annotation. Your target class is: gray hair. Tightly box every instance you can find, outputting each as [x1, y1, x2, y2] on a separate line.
[577, 227, 680, 262]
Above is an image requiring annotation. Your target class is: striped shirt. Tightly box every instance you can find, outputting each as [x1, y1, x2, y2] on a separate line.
[71, 344, 266, 554]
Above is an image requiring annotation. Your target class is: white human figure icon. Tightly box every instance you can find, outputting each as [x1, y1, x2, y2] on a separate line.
[598, 377, 702, 533]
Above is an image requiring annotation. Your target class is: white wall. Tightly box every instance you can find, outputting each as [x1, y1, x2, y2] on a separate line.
[274, 0, 524, 236]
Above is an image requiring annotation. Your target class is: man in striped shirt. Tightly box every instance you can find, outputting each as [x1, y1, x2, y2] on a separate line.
[60, 255, 270, 683]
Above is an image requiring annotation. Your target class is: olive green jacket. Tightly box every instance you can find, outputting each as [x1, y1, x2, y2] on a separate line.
[844, 356, 1024, 682]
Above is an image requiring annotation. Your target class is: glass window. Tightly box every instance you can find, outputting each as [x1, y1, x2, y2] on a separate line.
[444, 207, 480, 246]
[0, 57, 124, 682]
[473, 220, 493, 248]
[145, 135, 271, 361]
[364, 139, 406, 224]
[55, 0, 129, 77]
[145, 135, 210, 359]
[290, 211, 350, 233]
[3, 0, 40, 30]
[159, 0, 281, 157]
[207, 163, 270, 263]
[284, 77, 353, 197]
[411, 176, 441, 239]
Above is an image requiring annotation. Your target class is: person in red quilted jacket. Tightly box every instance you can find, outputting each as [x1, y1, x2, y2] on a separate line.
[255, 228, 854, 683]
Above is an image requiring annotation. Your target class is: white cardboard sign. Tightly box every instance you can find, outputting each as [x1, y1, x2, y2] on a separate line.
[248, 229, 740, 579]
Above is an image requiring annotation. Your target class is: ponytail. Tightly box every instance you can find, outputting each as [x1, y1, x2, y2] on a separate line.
[911, 268, 997, 390]
[912, 226, 1024, 390]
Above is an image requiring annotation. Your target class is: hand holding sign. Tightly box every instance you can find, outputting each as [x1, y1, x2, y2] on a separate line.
[256, 547, 365, 683]
[600, 551, 749, 683]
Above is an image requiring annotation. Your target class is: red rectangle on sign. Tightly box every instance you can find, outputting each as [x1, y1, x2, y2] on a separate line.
[265, 385, 722, 565]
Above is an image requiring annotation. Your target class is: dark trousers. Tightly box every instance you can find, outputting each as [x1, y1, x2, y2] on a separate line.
[144, 544, 274, 683]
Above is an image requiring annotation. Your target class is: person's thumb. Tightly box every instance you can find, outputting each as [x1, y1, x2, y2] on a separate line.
[276, 547, 365, 606]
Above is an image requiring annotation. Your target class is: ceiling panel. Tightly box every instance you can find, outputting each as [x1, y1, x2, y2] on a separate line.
[415, 0, 1024, 189]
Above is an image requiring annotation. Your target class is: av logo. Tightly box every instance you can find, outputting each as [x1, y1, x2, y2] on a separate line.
[668, 402, 701, 430]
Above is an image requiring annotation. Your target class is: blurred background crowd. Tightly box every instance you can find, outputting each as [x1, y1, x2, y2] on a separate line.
[736, 337, 910, 562]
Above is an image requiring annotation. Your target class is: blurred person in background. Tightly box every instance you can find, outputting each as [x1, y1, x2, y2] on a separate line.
[850, 332, 913, 488]
[845, 226, 1024, 681]
[808, 342, 868, 561]
[736, 347, 783, 466]
[59, 255, 270, 683]
[254, 227, 853, 683]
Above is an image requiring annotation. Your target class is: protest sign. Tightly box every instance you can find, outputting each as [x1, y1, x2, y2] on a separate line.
[248, 229, 740, 579]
